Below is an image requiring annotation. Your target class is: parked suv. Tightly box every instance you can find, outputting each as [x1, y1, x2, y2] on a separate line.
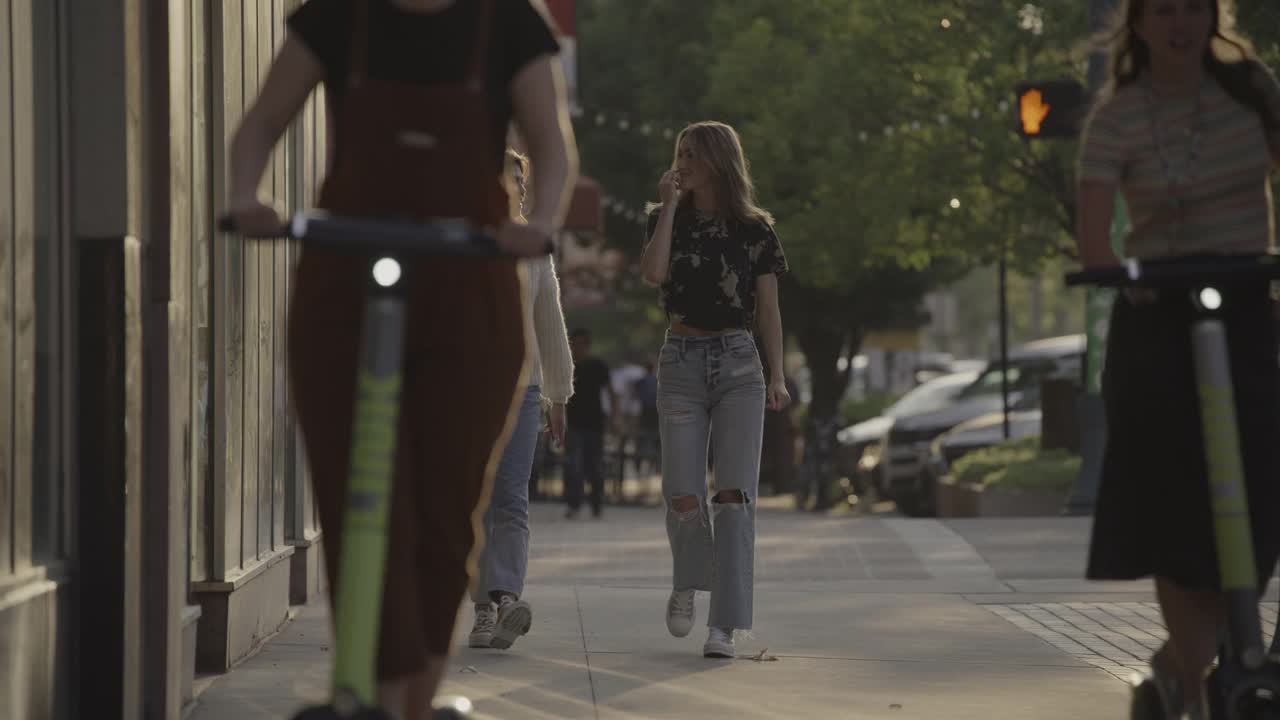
[883, 334, 1084, 516]
[834, 370, 979, 499]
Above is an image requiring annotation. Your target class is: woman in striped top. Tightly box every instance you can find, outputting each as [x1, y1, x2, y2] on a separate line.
[1077, 0, 1280, 715]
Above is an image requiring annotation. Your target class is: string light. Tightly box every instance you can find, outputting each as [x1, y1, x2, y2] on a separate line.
[575, 96, 1042, 229]
[575, 101, 1025, 153]
[599, 193, 649, 226]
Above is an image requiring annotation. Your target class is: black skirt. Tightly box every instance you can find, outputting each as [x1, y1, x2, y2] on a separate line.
[1087, 282, 1280, 591]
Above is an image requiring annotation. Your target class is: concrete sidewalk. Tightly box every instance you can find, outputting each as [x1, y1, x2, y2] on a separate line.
[189, 505, 1278, 719]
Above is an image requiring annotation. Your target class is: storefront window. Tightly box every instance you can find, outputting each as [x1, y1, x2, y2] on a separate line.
[31, 0, 66, 565]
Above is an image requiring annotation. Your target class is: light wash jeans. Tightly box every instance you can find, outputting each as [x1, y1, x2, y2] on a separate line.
[658, 330, 765, 630]
[473, 385, 542, 602]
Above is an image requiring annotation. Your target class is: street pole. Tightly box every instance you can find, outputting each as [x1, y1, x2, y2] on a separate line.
[999, 249, 1011, 440]
[1064, 0, 1118, 514]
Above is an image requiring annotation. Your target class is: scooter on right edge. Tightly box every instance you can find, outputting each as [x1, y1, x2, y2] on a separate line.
[1066, 254, 1280, 720]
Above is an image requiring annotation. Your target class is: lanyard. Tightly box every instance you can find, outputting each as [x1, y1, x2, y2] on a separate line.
[1145, 79, 1204, 249]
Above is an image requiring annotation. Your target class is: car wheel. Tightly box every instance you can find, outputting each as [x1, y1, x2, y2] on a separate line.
[894, 484, 921, 517]
[896, 473, 937, 518]
[921, 472, 938, 517]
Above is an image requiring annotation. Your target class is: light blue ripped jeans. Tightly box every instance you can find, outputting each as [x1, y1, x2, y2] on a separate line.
[473, 384, 542, 602]
[658, 330, 766, 630]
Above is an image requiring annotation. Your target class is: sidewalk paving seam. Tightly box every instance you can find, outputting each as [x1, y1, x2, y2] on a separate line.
[884, 519, 999, 580]
[849, 527, 884, 581]
[578, 650, 1095, 668]
[589, 584, 1018, 594]
[574, 586, 600, 720]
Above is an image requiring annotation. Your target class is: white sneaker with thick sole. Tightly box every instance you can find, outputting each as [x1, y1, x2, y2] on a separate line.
[666, 589, 696, 637]
[490, 596, 533, 650]
[468, 603, 496, 648]
[703, 627, 735, 658]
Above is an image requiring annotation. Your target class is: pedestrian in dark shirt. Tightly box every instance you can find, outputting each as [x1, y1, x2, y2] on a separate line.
[564, 328, 616, 518]
[639, 121, 790, 660]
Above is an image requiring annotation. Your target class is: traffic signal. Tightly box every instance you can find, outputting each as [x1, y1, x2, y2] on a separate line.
[1014, 80, 1088, 139]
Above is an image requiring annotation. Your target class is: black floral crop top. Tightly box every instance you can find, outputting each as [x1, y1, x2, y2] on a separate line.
[646, 206, 788, 331]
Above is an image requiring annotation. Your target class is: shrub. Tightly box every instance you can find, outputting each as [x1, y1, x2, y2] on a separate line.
[951, 434, 1080, 490]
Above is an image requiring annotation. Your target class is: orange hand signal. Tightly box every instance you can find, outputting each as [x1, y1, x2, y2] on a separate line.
[1020, 89, 1051, 135]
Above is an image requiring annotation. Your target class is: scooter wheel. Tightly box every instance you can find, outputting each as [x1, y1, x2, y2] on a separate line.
[1130, 675, 1170, 720]
[1223, 680, 1280, 720]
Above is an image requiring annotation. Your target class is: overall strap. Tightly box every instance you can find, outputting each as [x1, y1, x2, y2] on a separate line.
[349, 0, 371, 86]
[465, 0, 494, 91]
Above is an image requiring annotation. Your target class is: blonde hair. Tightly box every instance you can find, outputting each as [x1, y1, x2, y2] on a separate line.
[505, 147, 529, 220]
[647, 121, 774, 227]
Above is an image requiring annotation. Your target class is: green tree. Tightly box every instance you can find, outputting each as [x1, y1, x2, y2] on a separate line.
[571, 0, 1280, 445]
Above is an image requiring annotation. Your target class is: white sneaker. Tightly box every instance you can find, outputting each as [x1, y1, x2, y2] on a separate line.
[490, 595, 533, 650]
[468, 603, 495, 648]
[703, 627, 735, 659]
[666, 589, 696, 637]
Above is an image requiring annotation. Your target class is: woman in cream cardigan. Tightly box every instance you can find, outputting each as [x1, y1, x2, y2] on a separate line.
[468, 149, 575, 651]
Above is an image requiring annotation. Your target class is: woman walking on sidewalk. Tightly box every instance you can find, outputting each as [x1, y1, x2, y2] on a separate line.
[226, 0, 575, 716]
[469, 149, 575, 652]
[1077, 0, 1280, 715]
[639, 121, 790, 659]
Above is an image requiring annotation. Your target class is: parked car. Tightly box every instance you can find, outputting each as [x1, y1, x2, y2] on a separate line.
[834, 370, 979, 497]
[912, 354, 987, 386]
[884, 334, 1084, 516]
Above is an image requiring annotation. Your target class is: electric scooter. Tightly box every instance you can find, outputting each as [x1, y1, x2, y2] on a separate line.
[221, 210, 534, 719]
[1066, 254, 1280, 720]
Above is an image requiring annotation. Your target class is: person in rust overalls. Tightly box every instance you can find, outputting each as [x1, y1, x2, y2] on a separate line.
[225, 0, 576, 716]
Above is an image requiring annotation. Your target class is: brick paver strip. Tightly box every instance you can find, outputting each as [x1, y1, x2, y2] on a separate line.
[985, 601, 1279, 682]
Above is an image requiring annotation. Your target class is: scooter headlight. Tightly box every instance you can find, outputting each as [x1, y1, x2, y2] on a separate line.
[1197, 286, 1222, 311]
[372, 257, 402, 288]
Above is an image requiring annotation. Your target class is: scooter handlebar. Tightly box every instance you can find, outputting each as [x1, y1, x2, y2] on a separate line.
[217, 211, 547, 257]
[1065, 253, 1280, 288]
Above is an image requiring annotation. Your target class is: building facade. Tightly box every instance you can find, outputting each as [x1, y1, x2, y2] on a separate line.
[1, 1, 327, 717]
